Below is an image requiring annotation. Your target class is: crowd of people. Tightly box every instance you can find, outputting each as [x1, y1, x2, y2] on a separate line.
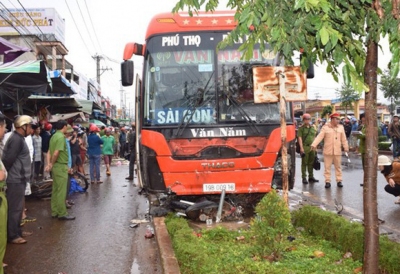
[297, 112, 400, 204]
[0, 115, 137, 274]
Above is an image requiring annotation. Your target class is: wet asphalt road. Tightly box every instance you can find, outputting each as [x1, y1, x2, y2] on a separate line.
[292, 153, 400, 237]
[5, 152, 400, 273]
[4, 160, 162, 274]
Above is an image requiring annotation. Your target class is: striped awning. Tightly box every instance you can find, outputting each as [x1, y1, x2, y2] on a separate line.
[0, 60, 51, 93]
[0, 60, 43, 73]
[30, 92, 72, 98]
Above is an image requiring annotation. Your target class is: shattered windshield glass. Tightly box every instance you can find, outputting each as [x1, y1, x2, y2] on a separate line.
[143, 32, 292, 126]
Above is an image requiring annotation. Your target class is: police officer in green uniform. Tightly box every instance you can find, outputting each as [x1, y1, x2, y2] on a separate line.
[298, 113, 319, 184]
[46, 120, 75, 220]
[0, 114, 8, 274]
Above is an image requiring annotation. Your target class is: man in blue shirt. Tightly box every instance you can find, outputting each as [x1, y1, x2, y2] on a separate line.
[87, 124, 103, 184]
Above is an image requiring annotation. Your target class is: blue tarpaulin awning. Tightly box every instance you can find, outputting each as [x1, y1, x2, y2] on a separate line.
[48, 70, 76, 95]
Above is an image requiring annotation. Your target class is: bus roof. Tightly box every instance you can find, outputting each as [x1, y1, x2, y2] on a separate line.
[145, 11, 237, 39]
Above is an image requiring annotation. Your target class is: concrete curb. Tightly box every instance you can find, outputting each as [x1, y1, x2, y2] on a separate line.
[153, 217, 181, 274]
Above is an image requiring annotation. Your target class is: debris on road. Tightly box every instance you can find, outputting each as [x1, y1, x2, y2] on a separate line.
[145, 225, 155, 238]
[130, 218, 149, 224]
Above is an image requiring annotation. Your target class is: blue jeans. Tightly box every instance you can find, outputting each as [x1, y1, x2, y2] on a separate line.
[393, 138, 400, 158]
[89, 154, 101, 181]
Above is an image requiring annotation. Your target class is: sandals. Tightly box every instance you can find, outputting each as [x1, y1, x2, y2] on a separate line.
[22, 231, 33, 237]
[11, 237, 27, 244]
[106, 171, 111, 176]
[22, 216, 37, 223]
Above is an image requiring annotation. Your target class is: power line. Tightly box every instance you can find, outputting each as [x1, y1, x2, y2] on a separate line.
[0, 2, 30, 35]
[83, 0, 103, 53]
[308, 85, 338, 90]
[81, 1, 118, 83]
[0, 3, 37, 49]
[17, 0, 45, 36]
[64, 0, 92, 56]
[74, 0, 98, 53]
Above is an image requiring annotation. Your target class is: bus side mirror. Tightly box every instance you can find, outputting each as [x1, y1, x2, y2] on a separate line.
[300, 54, 315, 79]
[121, 60, 134, 86]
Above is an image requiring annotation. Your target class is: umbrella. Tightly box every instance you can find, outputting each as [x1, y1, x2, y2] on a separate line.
[89, 119, 107, 127]
[0, 37, 32, 63]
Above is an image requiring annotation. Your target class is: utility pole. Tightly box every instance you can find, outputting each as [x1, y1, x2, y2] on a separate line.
[120, 81, 125, 119]
[92, 54, 112, 85]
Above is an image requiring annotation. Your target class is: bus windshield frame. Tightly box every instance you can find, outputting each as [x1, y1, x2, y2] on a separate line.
[142, 31, 292, 127]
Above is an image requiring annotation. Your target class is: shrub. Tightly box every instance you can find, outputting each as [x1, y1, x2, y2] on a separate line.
[251, 189, 293, 259]
[379, 135, 388, 142]
[378, 142, 391, 150]
[292, 205, 400, 273]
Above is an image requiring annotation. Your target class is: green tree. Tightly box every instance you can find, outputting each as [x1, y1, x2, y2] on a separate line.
[173, 1, 400, 272]
[321, 105, 333, 119]
[336, 84, 361, 115]
[379, 70, 400, 115]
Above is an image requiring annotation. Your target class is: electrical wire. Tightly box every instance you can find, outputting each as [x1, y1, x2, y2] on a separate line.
[0, 2, 36, 50]
[83, 0, 103, 54]
[1, 1, 67, 62]
[17, 0, 45, 36]
[64, 0, 92, 57]
[14, 0, 58, 59]
[75, 0, 98, 53]
[81, 0, 118, 80]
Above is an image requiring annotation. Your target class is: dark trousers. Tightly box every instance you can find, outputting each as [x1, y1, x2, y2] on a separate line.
[34, 161, 41, 178]
[6, 183, 25, 241]
[129, 149, 136, 178]
[384, 184, 400, 197]
[120, 143, 127, 159]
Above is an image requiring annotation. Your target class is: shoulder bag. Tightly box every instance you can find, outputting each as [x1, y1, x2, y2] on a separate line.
[313, 154, 321, 170]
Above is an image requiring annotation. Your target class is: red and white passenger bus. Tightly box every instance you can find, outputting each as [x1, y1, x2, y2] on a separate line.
[121, 11, 306, 210]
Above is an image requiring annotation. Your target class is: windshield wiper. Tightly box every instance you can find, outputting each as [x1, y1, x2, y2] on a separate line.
[224, 93, 261, 135]
[175, 72, 214, 137]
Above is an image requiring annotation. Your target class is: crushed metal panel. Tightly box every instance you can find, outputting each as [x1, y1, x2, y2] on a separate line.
[252, 66, 307, 103]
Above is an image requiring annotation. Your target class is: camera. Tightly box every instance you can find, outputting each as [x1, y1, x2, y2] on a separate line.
[301, 152, 306, 158]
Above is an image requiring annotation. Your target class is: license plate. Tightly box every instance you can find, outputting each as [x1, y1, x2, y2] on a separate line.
[203, 183, 235, 193]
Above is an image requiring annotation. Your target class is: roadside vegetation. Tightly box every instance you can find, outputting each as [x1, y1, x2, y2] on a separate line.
[165, 190, 400, 274]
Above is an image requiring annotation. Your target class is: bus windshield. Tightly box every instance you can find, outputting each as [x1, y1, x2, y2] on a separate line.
[143, 32, 292, 126]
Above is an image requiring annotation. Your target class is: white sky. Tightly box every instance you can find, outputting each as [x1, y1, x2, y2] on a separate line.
[7, 0, 393, 106]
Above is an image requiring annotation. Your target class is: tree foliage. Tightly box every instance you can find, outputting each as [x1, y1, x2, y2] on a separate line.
[379, 70, 400, 114]
[336, 84, 361, 114]
[172, 1, 400, 272]
[321, 105, 333, 118]
[172, 0, 400, 91]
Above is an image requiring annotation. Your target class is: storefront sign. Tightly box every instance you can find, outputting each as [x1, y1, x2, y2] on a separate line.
[0, 8, 65, 44]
